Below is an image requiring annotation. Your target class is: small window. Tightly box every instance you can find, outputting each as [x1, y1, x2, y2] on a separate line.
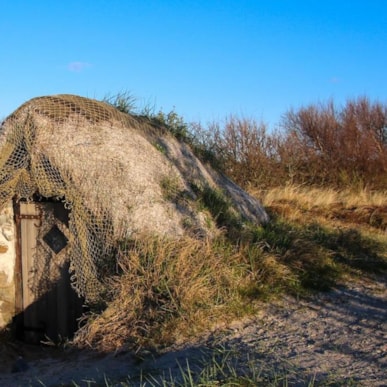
[43, 225, 68, 254]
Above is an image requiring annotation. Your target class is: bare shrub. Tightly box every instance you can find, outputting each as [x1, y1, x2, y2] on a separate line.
[281, 97, 387, 188]
[195, 97, 387, 190]
[201, 116, 282, 188]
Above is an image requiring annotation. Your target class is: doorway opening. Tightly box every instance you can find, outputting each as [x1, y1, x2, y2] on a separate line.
[13, 197, 85, 344]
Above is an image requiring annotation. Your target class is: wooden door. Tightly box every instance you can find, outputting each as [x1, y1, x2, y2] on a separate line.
[15, 201, 84, 343]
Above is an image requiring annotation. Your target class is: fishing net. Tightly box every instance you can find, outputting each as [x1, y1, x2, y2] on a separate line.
[0, 94, 269, 306]
[0, 95, 138, 303]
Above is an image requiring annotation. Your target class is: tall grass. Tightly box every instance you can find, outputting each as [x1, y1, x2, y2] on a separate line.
[74, 228, 306, 350]
[74, 235, 248, 350]
[258, 184, 387, 209]
[73, 185, 387, 352]
[254, 185, 387, 234]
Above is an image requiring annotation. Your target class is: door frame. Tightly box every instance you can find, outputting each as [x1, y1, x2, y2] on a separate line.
[13, 197, 84, 343]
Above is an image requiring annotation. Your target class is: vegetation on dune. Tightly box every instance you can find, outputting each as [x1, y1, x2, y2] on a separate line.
[69, 94, 387, 356]
[72, 184, 386, 385]
[2, 92, 385, 385]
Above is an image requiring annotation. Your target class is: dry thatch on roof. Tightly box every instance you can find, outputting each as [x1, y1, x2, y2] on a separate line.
[0, 94, 268, 303]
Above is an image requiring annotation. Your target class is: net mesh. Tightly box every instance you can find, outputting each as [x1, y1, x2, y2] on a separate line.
[0, 94, 269, 305]
[0, 95, 136, 303]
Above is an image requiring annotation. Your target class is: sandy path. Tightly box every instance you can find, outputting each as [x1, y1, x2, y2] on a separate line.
[214, 276, 387, 385]
[1, 275, 386, 386]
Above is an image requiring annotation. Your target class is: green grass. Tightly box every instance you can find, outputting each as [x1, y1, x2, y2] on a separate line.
[190, 182, 244, 237]
[64, 345, 358, 386]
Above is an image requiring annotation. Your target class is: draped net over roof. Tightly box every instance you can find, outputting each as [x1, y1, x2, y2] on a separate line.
[0, 95, 268, 303]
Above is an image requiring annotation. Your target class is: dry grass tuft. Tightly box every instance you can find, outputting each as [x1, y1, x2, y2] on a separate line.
[74, 235, 247, 351]
[257, 185, 387, 209]
[254, 185, 387, 231]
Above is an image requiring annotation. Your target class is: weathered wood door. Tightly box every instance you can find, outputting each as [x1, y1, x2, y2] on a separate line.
[15, 200, 84, 343]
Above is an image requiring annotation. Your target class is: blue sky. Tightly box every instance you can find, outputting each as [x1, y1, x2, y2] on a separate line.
[1, 1, 386, 128]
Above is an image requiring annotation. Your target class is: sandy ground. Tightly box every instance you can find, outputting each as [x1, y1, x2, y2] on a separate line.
[0, 275, 386, 386]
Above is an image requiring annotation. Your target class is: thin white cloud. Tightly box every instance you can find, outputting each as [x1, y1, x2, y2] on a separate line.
[67, 61, 92, 72]
[329, 77, 341, 84]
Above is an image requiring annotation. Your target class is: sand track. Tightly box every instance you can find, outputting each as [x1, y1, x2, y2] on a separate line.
[1, 275, 386, 386]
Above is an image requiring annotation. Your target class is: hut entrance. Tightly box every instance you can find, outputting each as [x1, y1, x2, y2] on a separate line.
[14, 199, 84, 344]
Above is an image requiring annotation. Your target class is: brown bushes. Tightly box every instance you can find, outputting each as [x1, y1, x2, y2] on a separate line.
[194, 97, 387, 190]
[282, 97, 387, 188]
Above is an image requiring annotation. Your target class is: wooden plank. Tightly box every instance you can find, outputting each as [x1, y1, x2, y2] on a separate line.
[13, 201, 23, 316]
[20, 202, 39, 309]
[20, 202, 41, 342]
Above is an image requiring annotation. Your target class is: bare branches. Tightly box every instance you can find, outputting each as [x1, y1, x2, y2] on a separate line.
[194, 98, 387, 189]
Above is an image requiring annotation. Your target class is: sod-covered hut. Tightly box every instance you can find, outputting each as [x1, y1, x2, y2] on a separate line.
[0, 94, 268, 341]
